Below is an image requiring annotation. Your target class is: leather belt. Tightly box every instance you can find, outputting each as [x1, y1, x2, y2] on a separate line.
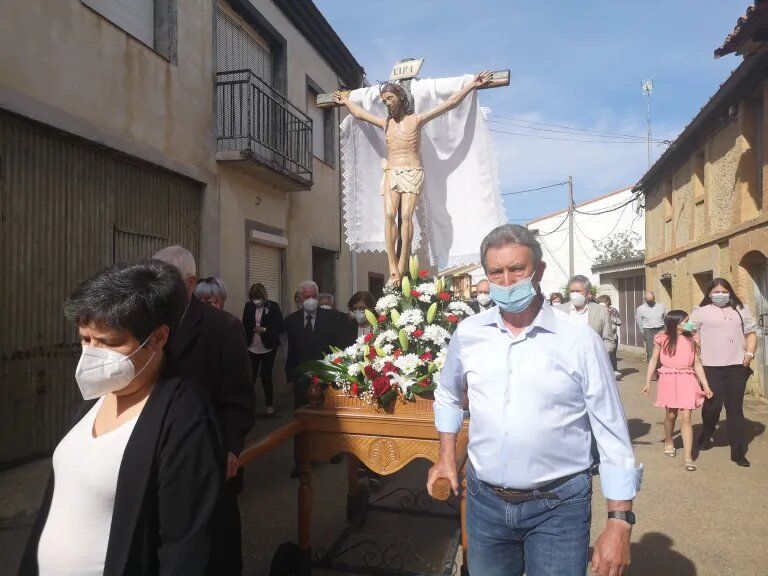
[487, 469, 589, 504]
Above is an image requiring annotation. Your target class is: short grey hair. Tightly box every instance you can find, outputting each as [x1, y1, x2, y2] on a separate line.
[480, 224, 543, 271]
[318, 293, 334, 306]
[195, 277, 228, 301]
[153, 245, 196, 280]
[298, 280, 319, 294]
[567, 274, 592, 292]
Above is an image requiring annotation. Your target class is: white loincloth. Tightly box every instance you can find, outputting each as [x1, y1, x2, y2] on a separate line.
[382, 163, 425, 196]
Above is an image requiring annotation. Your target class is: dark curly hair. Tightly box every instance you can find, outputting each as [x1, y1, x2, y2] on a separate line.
[379, 81, 412, 117]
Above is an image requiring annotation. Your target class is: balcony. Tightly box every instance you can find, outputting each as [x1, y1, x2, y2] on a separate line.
[216, 70, 313, 190]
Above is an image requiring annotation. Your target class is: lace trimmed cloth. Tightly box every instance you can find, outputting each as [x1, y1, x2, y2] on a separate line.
[340, 75, 507, 268]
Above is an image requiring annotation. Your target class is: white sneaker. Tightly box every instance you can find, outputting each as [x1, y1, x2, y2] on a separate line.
[614, 371, 623, 381]
[265, 406, 275, 415]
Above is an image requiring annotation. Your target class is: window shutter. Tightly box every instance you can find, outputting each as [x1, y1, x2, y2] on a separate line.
[83, 0, 155, 47]
[248, 243, 282, 310]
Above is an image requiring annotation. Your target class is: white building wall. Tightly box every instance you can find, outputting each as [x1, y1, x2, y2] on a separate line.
[527, 187, 645, 298]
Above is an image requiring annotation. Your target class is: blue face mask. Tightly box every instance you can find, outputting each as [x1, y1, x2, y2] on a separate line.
[488, 274, 538, 314]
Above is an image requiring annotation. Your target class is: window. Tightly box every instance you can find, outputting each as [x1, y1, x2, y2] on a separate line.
[307, 82, 335, 166]
[216, 5, 273, 82]
[82, 0, 177, 61]
[312, 246, 337, 296]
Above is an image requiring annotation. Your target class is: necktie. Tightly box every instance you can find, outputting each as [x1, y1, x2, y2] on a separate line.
[304, 314, 314, 337]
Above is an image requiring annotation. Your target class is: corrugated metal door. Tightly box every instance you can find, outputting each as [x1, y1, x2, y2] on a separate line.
[248, 243, 282, 310]
[0, 111, 201, 466]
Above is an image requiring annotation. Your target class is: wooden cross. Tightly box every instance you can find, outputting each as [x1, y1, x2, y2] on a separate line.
[316, 58, 510, 108]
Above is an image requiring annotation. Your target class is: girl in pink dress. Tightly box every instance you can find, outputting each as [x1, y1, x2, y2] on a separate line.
[642, 309, 713, 471]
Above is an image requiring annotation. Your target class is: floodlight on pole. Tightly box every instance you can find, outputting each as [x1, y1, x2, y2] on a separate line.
[642, 79, 654, 168]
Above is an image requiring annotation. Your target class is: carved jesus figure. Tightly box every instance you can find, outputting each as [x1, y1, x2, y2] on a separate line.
[333, 71, 493, 283]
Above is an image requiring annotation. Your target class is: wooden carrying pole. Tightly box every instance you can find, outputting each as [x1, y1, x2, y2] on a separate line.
[316, 69, 511, 108]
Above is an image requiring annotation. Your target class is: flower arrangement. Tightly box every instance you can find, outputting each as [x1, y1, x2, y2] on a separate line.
[299, 256, 474, 407]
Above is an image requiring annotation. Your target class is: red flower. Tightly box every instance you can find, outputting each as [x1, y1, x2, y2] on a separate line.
[438, 291, 452, 302]
[312, 376, 320, 385]
[447, 314, 459, 324]
[413, 329, 425, 338]
[393, 348, 403, 358]
[350, 382, 359, 395]
[411, 290, 421, 298]
[419, 269, 428, 278]
[382, 362, 398, 375]
[332, 357, 343, 365]
[372, 376, 391, 397]
[367, 346, 377, 360]
[419, 351, 433, 361]
[364, 332, 375, 343]
[364, 365, 377, 379]
[378, 314, 388, 323]
[419, 377, 432, 388]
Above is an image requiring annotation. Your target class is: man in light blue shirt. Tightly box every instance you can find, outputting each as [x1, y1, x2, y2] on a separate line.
[427, 224, 642, 576]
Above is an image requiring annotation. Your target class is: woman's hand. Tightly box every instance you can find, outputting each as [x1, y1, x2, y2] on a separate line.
[743, 353, 755, 367]
[641, 384, 650, 396]
[703, 387, 714, 399]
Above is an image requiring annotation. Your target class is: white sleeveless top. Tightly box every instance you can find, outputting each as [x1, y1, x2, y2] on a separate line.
[37, 396, 138, 575]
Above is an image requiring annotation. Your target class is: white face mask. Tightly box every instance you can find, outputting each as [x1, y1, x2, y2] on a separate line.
[570, 292, 587, 308]
[710, 292, 731, 307]
[302, 298, 319, 314]
[599, 302, 607, 307]
[476, 293, 492, 307]
[251, 299, 264, 307]
[352, 310, 367, 324]
[75, 335, 154, 400]
[320, 304, 332, 310]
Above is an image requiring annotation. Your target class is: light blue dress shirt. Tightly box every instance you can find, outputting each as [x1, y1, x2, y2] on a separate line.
[435, 303, 642, 501]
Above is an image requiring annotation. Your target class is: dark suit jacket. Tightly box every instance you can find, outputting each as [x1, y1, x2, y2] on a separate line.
[284, 307, 349, 380]
[242, 299, 284, 351]
[168, 296, 255, 455]
[20, 370, 224, 576]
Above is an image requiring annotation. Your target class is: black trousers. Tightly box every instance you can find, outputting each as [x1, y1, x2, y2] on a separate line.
[608, 348, 618, 372]
[249, 349, 277, 408]
[216, 475, 243, 575]
[701, 365, 749, 458]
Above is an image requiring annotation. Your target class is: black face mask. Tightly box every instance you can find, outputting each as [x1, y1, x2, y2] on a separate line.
[646, 300, 655, 307]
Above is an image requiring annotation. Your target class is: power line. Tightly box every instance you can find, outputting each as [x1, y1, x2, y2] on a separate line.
[573, 201, 629, 243]
[501, 181, 569, 196]
[574, 192, 642, 216]
[489, 128, 651, 144]
[487, 118, 667, 144]
[488, 114, 666, 143]
[535, 210, 571, 237]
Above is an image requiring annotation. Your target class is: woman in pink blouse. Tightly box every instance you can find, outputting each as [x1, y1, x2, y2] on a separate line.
[690, 278, 758, 467]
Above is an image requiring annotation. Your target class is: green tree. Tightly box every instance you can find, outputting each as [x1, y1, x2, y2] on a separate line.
[592, 231, 644, 266]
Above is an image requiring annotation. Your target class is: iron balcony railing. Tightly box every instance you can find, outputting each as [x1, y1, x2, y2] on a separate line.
[216, 70, 313, 186]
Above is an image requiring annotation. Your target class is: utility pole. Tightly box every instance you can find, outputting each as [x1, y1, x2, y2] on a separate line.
[568, 175, 574, 278]
[642, 79, 654, 168]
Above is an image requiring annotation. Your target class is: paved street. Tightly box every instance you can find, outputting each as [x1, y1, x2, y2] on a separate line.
[1, 349, 767, 575]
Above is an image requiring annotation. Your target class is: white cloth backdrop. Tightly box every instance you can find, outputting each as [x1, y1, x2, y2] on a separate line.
[340, 75, 507, 269]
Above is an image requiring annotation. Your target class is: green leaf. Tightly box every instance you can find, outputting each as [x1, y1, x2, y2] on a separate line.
[409, 255, 419, 281]
[378, 389, 397, 406]
[365, 308, 379, 327]
[390, 309, 401, 324]
[428, 362, 438, 374]
[398, 329, 409, 352]
[426, 302, 438, 324]
[401, 276, 412, 299]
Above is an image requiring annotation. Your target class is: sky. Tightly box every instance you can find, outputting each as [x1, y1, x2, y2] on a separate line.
[316, 0, 749, 222]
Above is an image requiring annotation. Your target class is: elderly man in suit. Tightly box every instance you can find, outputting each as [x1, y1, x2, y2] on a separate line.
[285, 280, 349, 408]
[558, 275, 617, 358]
[153, 246, 254, 576]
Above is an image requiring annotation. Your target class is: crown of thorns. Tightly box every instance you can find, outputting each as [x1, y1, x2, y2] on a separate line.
[378, 81, 412, 114]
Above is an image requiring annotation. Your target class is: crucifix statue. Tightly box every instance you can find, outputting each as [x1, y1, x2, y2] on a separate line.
[318, 61, 510, 282]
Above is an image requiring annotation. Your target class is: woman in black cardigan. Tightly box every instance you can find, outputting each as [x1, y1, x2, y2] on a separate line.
[20, 260, 223, 575]
[242, 283, 284, 416]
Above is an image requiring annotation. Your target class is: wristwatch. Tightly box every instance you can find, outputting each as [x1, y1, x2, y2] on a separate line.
[608, 511, 636, 525]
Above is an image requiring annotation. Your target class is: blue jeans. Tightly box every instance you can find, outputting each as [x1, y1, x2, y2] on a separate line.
[466, 463, 592, 576]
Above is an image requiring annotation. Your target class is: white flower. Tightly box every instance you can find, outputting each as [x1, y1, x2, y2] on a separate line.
[448, 301, 475, 316]
[389, 371, 416, 393]
[418, 293, 434, 303]
[372, 357, 388, 371]
[375, 294, 400, 313]
[382, 344, 394, 355]
[396, 309, 424, 327]
[347, 363, 363, 377]
[345, 344, 363, 358]
[394, 353, 421, 374]
[423, 324, 451, 344]
[374, 330, 398, 347]
[416, 282, 436, 296]
[403, 325, 417, 335]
